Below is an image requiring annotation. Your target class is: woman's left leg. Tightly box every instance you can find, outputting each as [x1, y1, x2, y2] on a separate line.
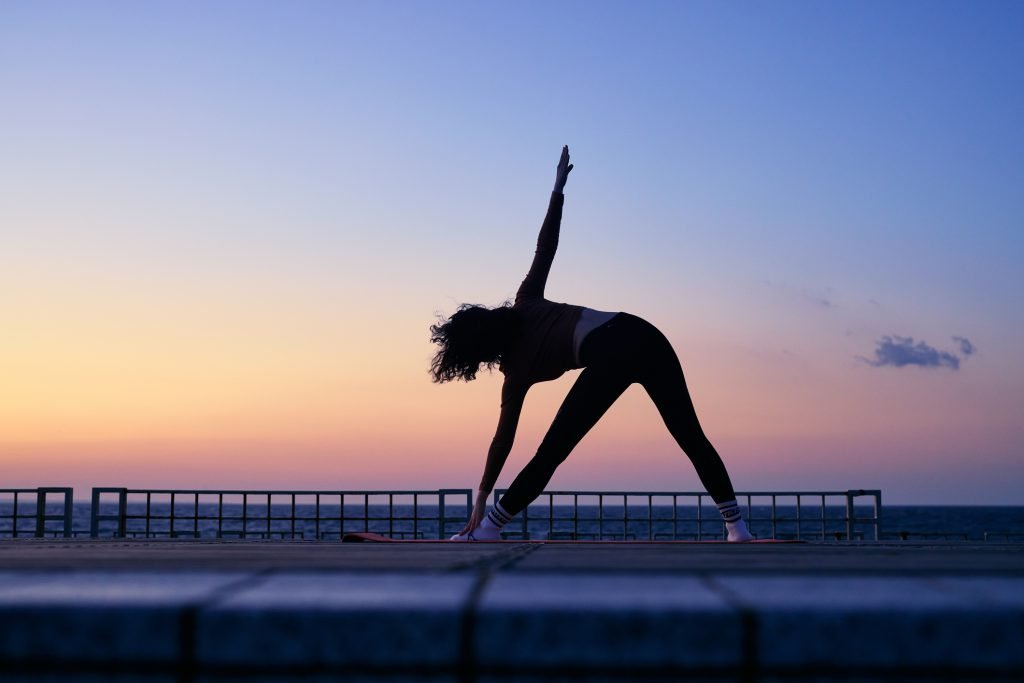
[635, 327, 737, 504]
[634, 322, 753, 540]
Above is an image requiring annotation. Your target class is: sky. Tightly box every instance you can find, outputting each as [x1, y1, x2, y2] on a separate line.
[2, 1, 1022, 504]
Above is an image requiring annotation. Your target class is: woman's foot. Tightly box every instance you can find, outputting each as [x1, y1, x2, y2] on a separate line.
[449, 525, 501, 542]
[726, 519, 754, 542]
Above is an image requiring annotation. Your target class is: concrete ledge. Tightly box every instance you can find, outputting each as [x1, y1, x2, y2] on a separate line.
[0, 542, 1022, 682]
[0, 572, 246, 664]
[477, 574, 741, 669]
[198, 573, 473, 668]
[715, 576, 1024, 670]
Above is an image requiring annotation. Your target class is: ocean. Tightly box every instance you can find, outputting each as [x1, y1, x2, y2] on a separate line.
[4, 501, 1023, 542]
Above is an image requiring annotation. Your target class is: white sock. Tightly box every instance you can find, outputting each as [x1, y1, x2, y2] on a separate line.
[717, 499, 742, 524]
[483, 500, 513, 531]
[717, 499, 753, 542]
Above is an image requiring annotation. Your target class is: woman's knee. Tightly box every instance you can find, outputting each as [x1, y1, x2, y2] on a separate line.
[674, 428, 715, 460]
[534, 436, 573, 469]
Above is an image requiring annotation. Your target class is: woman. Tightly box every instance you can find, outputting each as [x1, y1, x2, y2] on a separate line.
[430, 146, 753, 542]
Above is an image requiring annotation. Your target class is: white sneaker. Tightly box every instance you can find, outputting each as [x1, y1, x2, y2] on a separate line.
[449, 525, 501, 542]
[726, 519, 754, 543]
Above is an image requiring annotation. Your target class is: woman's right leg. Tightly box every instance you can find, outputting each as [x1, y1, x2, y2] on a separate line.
[497, 363, 632, 517]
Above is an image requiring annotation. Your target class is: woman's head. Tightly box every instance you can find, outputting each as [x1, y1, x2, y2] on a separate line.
[430, 303, 521, 383]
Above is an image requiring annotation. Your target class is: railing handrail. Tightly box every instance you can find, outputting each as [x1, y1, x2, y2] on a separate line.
[94, 485, 466, 497]
[498, 489, 882, 497]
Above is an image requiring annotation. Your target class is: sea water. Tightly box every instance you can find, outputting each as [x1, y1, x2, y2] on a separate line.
[4, 501, 1023, 542]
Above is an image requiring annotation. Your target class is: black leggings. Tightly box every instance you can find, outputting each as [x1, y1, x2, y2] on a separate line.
[497, 313, 737, 516]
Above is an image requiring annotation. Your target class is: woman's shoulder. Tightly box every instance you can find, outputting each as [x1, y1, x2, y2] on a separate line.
[513, 296, 559, 311]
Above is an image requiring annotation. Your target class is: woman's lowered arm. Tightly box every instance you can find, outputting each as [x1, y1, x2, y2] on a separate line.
[459, 381, 528, 535]
[478, 382, 528, 493]
[515, 146, 574, 302]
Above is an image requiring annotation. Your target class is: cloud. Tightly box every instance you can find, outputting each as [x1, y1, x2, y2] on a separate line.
[801, 285, 835, 309]
[757, 279, 836, 310]
[859, 335, 975, 370]
[952, 336, 976, 357]
[807, 294, 833, 308]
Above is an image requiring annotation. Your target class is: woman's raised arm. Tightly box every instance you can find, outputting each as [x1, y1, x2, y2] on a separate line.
[515, 146, 573, 302]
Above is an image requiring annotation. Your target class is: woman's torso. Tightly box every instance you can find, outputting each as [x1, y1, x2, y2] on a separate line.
[502, 300, 619, 387]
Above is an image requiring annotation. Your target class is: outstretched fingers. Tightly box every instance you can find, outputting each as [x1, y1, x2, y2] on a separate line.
[554, 145, 573, 191]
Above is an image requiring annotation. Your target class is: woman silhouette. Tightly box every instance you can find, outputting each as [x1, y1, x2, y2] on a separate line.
[431, 146, 753, 542]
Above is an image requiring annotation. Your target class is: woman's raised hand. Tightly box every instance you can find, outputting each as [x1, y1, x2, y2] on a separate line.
[553, 145, 573, 193]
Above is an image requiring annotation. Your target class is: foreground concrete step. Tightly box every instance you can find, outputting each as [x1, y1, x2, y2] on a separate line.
[1, 567, 1022, 682]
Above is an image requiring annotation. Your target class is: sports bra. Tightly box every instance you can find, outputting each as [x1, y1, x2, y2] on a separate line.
[572, 307, 619, 365]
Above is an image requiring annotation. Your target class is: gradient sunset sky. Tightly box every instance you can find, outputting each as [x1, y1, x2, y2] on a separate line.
[2, 2, 1022, 503]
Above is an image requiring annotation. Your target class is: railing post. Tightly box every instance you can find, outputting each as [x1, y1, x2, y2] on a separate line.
[34, 488, 46, 538]
[845, 490, 856, 540]
[90, 487, 129, 538]
[118, 488, 128, 538]
[37, 487, 74, 538]
[89, 491, 103, 540]
[873, 490, 882, 541]
[437, 491, 446, 540]
[90, 488, 101, 538]
[771, 495, 778, 540]
[61, 488, 73, 537]
[436, 489, 472, 539]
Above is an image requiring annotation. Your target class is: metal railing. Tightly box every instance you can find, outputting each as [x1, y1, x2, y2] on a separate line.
[1, 487, 889, 541]
[89, 488, 473, 540]
[0, 488, 74, 538]
[492, 489, 883, 541]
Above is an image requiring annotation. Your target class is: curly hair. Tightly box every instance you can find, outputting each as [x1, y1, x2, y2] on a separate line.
[429, 303, 521, 383]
